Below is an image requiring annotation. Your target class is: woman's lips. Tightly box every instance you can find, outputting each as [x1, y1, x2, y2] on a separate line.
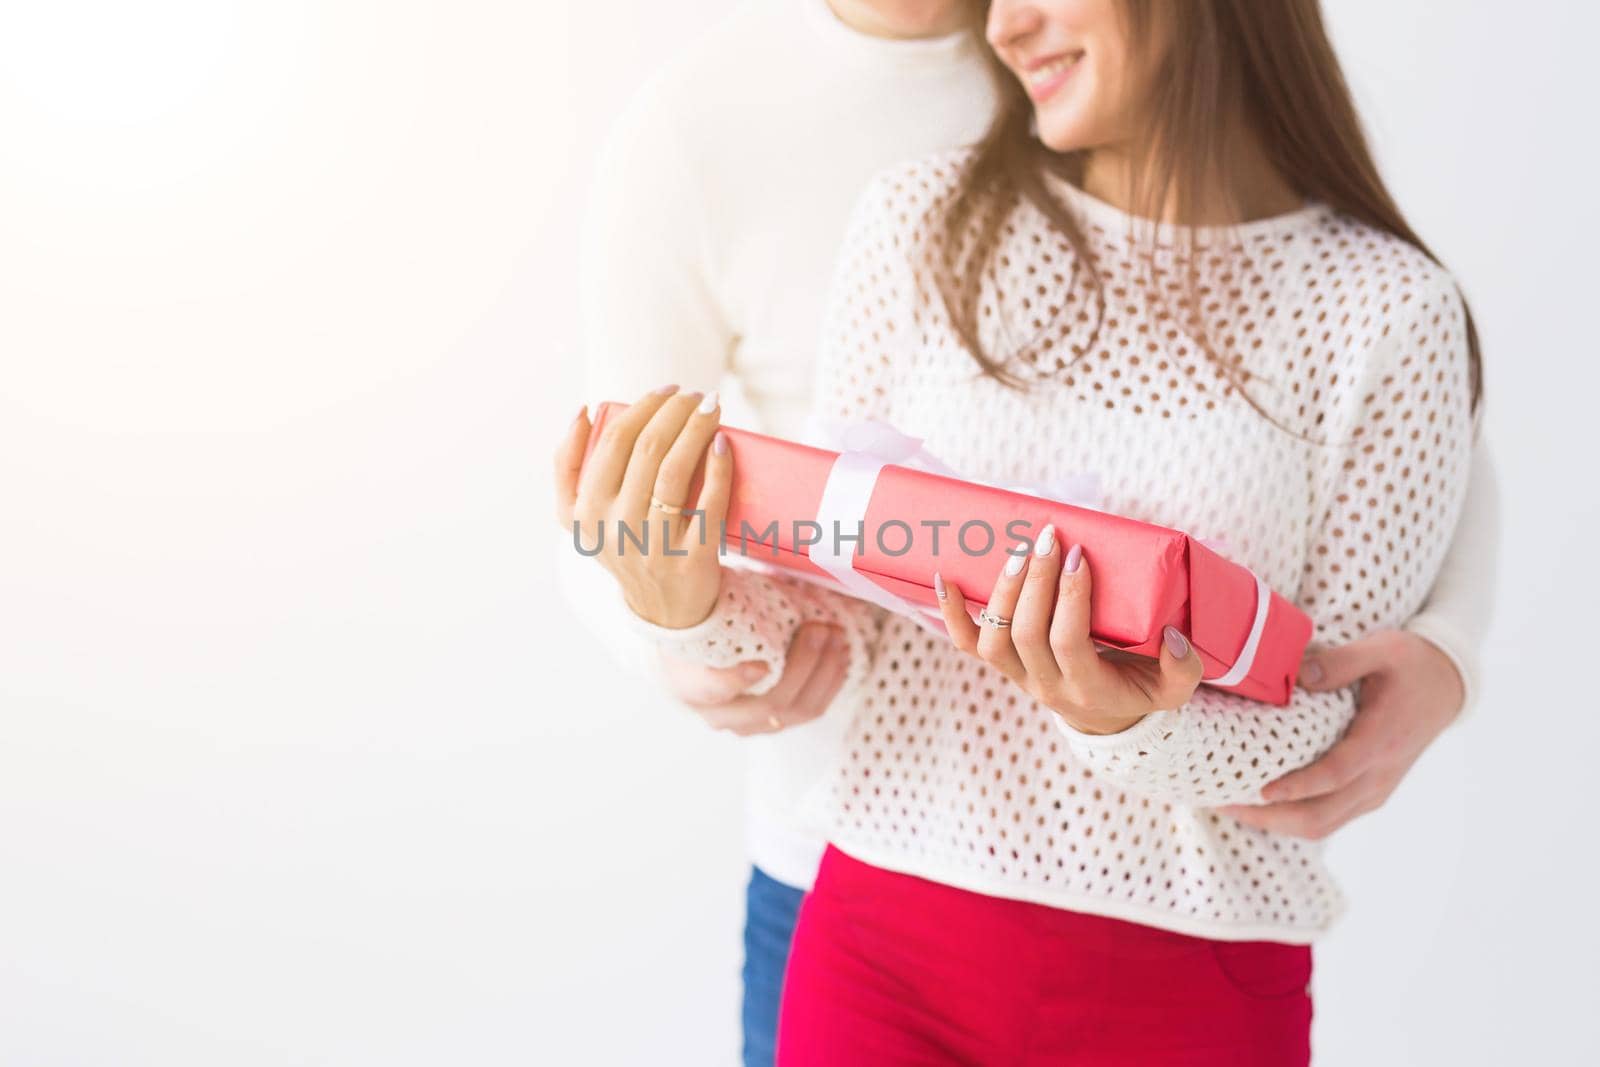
[1022, 52, 1083, 103]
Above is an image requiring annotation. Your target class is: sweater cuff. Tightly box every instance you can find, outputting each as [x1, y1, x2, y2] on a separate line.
[621, 569, 784, 697]
[1049, 708, 1178, 757]
[1403, 611, 1477, 721]
[622, 575, 729, 644]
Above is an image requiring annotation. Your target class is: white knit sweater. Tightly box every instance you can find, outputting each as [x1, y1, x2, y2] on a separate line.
[567, 0, 1497, 897]
[631, 151, 1477, 942]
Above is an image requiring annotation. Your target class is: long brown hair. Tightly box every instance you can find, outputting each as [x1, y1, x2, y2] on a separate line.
[937, 0, 1483, 420]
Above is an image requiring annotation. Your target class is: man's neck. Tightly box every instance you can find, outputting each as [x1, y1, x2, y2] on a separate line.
[825, 0, 967, 40]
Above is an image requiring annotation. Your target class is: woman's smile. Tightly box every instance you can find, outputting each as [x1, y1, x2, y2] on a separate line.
[1021, 50, 1085, 102]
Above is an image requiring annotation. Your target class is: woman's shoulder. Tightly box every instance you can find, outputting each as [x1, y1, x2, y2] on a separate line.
[1276, 209, 1473, 424]
[1304, 208, 1466, 324]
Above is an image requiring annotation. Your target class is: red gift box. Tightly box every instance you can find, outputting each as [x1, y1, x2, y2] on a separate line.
[582, 402, 1312, 705]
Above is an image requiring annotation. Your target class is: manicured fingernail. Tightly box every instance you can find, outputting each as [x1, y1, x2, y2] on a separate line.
[934, 571, 947, 600]
[713, 431, 728, 455]
[1064, 543, 1082, 573]
[698, 390, 719, 415]
[653, 383, 678, 395]
[1034, 524, 1055, 557]
[1004, 550, 1026, 576]
[739, 662, 768, 684]
[1163, 625, 1190, 659]
[1300, 659, 1324, 685]
[573, 405, 588, 425]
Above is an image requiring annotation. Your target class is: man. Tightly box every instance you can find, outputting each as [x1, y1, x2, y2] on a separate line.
[557, 2, 1498, 1063]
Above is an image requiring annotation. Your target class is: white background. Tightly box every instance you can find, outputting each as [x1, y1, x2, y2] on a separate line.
[0, 1, 1595, 1064]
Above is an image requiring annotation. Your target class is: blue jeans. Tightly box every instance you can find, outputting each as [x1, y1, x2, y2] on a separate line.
[740, 865, 805, 1067]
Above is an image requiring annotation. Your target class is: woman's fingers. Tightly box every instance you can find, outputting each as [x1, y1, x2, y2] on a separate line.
[1150, 625, 1204, 710]
[576, 384, 680, 505]
[941, 533, 1193, 731]
[1010, 523, 1063, 686]
[690, 428, 734, 555]
[654, 390, 723, 539]
[973, 535, 1031, 682]
[1047, 543, 1114, 708]
[552, 405, 590, 528]
[615, 390, 704, 524]
[934, 572, 979, 652]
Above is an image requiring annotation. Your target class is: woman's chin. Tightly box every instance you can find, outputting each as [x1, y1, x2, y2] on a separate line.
[1032, 110, 1095, 155]
[1037, 127, 1088, 154]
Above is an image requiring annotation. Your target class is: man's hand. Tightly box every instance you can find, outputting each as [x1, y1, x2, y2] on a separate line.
[1218, 629, 1465, 839]
[658, 621, 850, 736]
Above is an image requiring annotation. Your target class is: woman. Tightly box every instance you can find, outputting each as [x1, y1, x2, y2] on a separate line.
[561, 0, 1479, 1061]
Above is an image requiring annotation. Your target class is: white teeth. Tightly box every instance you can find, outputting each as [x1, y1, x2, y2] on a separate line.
[1027, 54, 1080, 87]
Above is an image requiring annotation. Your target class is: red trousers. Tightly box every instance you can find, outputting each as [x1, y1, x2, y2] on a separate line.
[778, 846, 1312, 1066]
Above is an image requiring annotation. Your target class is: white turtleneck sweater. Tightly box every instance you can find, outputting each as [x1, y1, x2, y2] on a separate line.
[564, 0, 1499, 897]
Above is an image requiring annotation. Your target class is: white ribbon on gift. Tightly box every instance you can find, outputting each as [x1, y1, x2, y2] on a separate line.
[807, 450, 937, 625]
[801, 418, 1273, 686]
[1202, 571, 1271, 687]
[805, 418, 1105, 636]
[820, 419, 1107, 510]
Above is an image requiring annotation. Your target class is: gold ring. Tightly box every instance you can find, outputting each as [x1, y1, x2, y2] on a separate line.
[767, 714, 782, 731]
[649, 496, 684, 515]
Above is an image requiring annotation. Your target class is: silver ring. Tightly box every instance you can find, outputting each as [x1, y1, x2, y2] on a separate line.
[649, 496, 684, 515]
[978, 608, 1011, 629]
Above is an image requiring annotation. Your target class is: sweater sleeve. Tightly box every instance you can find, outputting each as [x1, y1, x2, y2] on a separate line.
[1052, 269, 1477, 807]
[1402, 426, 1499, 719]
[577, 75, 731, 406]
[552, 75, 736, 688]
[620, 174, 912, 691]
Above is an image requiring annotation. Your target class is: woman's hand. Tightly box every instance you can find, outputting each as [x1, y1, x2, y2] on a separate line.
[553, 385, 732, 630]
[934, 524, 1205, 736]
